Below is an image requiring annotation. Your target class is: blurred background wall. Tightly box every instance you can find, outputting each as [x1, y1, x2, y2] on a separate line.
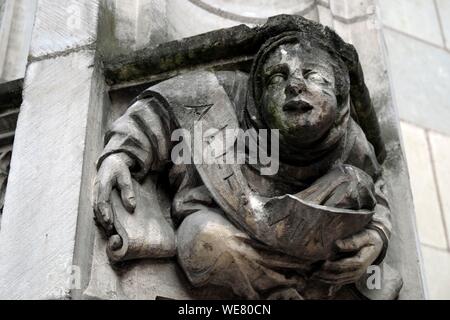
[378, 0, 450, 299]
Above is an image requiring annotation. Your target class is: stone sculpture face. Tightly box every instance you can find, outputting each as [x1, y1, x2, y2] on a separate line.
[260, 43, 338, 146]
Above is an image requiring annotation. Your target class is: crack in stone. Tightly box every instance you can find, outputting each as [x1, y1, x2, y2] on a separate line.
[28, 43, 97, 63]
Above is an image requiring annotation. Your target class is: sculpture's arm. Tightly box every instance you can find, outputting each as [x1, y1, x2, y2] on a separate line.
[93, 97, 174, 233]
[367, 175, 392, 264]
[312, 122, 392, 285]
[312, 172, 391, 285]
[342, 120, 392, 263]
[97, 97, 174, 180]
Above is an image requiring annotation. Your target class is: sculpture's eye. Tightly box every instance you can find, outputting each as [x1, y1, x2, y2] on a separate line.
[268, 73, 285, 85]
[304, 70, 324, 83]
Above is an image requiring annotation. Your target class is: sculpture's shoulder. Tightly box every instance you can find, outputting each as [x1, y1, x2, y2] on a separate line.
[147, 70, 248, 93]
[215, 71, 249, 117]
[138, 70, 248, 108]
[215, 70, 249, 92]
[344, 119, 382, 179]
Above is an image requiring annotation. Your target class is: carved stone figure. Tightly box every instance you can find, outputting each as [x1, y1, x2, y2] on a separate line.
[93, 15, 402, 300]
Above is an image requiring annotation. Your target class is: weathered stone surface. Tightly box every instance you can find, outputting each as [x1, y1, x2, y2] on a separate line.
[384, 29, 450, 136]
[105, 0, 319, 61]
[0, 51, 101, 299]
[316, 3, 335, 28]
[29, 0, 99, 58]
[84, 231, 201, 300]
[378, 0, 444, 46]
[166, 0, 318, 39]
[421, 245, 450, 299]
[400, 122, 447, 249]
[0, 0, 37, 82]
[104, 0, 169, 59]
[88, 11, 424, 300]
[187, 0, 317, 21]
[436, 0, 450, 50]
[167, 0, 250, 41]
[428, 130, 450, 246]
[329, 0, 373, 21]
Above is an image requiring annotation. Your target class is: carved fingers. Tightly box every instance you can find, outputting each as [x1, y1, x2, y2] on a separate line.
[117, 165, 136, 212]
[93, 153, 135, 235]
[313, 229, 383, 286]
[93, 172, 114, 233]
[314, 246, 376, 285]
[335, 230, 372, 252]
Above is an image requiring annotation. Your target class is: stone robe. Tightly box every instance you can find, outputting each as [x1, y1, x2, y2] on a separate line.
[97, 70, 401, 299]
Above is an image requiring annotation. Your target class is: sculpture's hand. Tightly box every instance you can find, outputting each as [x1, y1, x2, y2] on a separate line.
[93, 153, 136, 233]
[313, 229, 383, 285]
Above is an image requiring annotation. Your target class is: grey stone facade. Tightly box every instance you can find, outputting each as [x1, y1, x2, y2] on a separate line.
[0, 0, 426, 300]
[378, 0, 450, 299]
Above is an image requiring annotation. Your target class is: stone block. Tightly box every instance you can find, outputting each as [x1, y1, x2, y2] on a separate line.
[378, 0, 443, 46]
[400, 122, 447, 249]
[0, 50, 101, 299]
[29, 0, 99, 58]
[384, 29, 450, 135]
[421, 245, 450, 299]
[436, 0, 450, 50]
[317, 3, 335, 28]
[330, 0, 373, 20]
[428, 130, 450, 245]
[0, 0, 37, 82]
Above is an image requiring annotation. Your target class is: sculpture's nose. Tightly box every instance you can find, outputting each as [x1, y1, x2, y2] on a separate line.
[285, 76, 307, 96]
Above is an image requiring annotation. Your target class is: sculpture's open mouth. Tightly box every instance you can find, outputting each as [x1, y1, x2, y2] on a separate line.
[282, 100, 314, 113]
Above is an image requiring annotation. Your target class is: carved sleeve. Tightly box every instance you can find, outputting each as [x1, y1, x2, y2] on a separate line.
[345, 121, 392, 263]
[368, 175, 392, 264]
[97, 97, 174, 180]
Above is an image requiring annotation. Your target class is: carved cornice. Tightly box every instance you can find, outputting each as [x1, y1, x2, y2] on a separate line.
[106, 15, 337, 88]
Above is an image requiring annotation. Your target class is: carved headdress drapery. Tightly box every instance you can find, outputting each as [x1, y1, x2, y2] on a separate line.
[245, 15, 386, 163]
[246, 31, 351, 164]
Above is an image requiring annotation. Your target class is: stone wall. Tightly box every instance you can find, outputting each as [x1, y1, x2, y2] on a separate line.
[0, 0, 36, 230]
[378, 0, 450, 300]
[0, 0, 37, 82]
[0, 0, 426, 300]
[0, 0, 106, 299]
